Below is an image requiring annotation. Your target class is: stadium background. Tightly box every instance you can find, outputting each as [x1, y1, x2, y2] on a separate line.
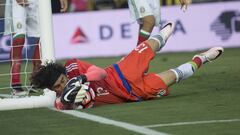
[0, 0, 240, 135]
[0, 0, 239, 60]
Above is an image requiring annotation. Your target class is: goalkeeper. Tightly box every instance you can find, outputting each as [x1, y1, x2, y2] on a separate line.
[30, 23, 224, 110]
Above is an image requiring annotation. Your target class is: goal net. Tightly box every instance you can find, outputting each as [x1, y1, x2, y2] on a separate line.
[0, 0, 56, 110]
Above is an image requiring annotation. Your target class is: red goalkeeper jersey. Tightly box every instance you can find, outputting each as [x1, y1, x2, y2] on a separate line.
[64, 59, 140, 107]
[55, 42, 169, 109]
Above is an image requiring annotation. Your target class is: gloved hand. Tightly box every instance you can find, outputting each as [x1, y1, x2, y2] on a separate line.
[60, 75, 87, 104]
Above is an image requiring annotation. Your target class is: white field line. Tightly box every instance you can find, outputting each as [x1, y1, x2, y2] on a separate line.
[143, 119, 240, 128]
[51, 109, 170, 135]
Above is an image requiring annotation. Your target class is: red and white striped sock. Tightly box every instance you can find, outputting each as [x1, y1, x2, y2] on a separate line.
[137, 29, 150, 45]
[10, 34, 25, 85]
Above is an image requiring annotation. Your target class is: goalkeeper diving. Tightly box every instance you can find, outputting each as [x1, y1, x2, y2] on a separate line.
[30, 23, 224, 110]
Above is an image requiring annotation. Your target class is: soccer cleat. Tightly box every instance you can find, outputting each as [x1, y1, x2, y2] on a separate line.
[11, 89, 28, 97]
[193, 47, 224, 63]
[160, 22, 174, 43]
[11, 84, 28, 97]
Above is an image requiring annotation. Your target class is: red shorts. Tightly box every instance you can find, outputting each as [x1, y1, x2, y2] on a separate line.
[117, 42, 169, 100]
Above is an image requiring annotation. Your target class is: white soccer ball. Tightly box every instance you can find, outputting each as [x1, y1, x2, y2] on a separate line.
[75, 84, 95, 109]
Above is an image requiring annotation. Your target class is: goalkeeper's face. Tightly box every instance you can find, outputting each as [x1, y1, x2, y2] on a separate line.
[52, 74, 69, 93]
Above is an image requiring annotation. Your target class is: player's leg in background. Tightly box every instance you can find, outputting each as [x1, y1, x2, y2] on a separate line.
[10, 0, 27, 93]
[25, 0, 41, 73]
[137, 0, 161, 45]
[157, 47, 224, 87]
[137, 15, 155, 45]
[10, 33, 25, 92]
[128, 0, 160, 45]
[32, 38, 41, 72]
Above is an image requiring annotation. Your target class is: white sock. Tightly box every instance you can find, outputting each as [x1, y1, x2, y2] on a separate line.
[149, 34, 165, 51]
[170, 63, 196, 82]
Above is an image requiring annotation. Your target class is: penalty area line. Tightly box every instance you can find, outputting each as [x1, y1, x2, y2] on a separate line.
[143, 119, 240, 128]
[51, 108, 170, 135]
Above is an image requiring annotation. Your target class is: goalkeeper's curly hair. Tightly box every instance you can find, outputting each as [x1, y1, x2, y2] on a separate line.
[30, 62, 66, 89]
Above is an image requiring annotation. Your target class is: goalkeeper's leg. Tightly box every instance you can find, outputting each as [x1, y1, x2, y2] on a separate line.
[145, 22, 174, 52]
[10, 34, 26, 95]
[130, 22, 174, 74]
[157, 47, 224, 86]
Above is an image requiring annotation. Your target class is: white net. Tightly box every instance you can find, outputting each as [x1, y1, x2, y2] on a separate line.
[0, 0, 54, 98]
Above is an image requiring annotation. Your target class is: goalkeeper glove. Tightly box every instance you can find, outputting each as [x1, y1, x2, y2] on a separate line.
[60, 75, 87, 104]
[69, 74, 87, 85]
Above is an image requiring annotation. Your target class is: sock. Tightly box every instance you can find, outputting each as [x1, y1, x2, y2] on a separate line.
[192, 56, 203, 68]
[171, 60, 201, 82]
[32, 42, 41, 72]
[149, 34, 165, 51]
[194, 55, 208, 65]
[11, 84, 24, 91]
[137, 29, 150, 45]
[10, 34, 25, 85]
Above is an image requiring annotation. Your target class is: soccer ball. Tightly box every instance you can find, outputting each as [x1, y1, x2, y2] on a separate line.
[74, 84, 95, 109]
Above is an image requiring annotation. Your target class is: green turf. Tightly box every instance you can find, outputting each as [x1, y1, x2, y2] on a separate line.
[0, 48, 240, 135]
[0, 108, 137, 135]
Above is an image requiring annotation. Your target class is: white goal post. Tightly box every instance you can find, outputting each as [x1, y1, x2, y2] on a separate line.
[38, 0, 55, 63]
[0, 89, 56, 111]
[0, 0, 56, 111]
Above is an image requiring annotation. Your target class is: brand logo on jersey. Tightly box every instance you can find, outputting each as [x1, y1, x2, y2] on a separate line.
[140, 7, 145, 14]
[71, 27, 89, 44]
[96, 87, 109, 96]
[211, 10, 240, 41]
[16, 22, 22, 29]
[157, 89, 167, 97]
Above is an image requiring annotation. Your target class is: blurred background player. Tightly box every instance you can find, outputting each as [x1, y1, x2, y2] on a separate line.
[128, 0, 190, 45]
[4, 0, 68, 96]
[30, 23, 224, 110]
[52, 0, 69, 13]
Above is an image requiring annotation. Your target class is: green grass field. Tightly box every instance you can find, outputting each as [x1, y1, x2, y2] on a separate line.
[0, 48, 240, 135]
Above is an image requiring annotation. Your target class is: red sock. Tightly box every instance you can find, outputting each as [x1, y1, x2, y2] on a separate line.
[32, 41, 41, 72]
[10, 36, 25, 85]
[192, 57, 203, 68]
[137, 35, 148, 45]
[137, 29, 150, 46]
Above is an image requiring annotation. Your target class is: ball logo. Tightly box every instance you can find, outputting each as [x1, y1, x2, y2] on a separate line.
[211, 11, 240, 41]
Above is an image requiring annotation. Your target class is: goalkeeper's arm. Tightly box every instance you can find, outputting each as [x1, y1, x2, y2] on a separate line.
[60, 65, 106, 104]
[55, 65, 106, 110]
[85, 65, 107, 81]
